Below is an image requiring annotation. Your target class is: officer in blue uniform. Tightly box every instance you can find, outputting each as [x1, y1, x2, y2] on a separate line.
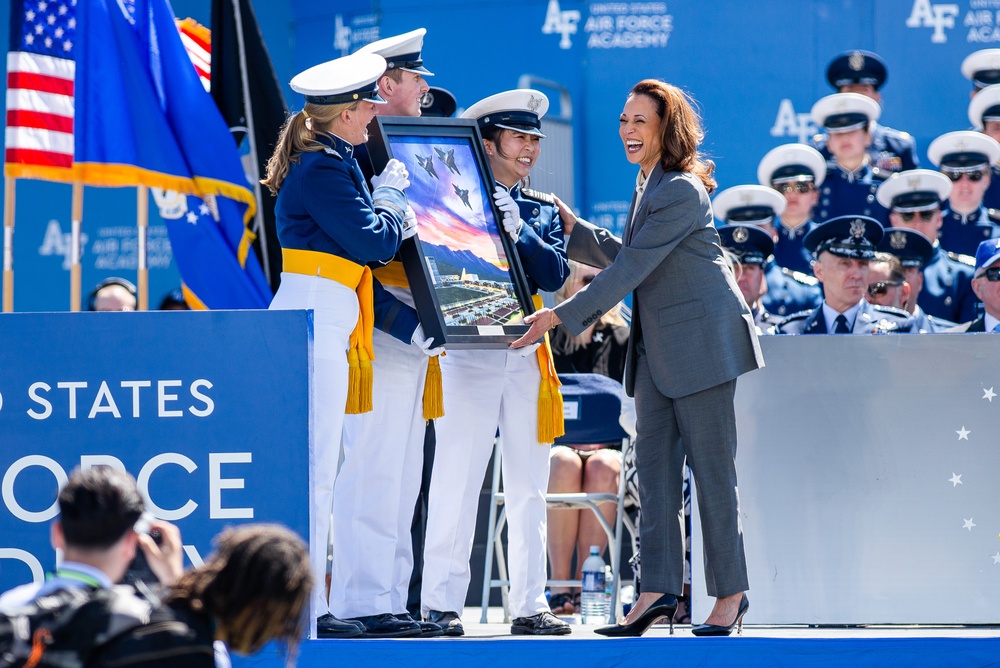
[717, 224, 784, 332]
[261, 52, 427, 639]
[812, 50, 918, 174]
[877, 227, 955, 332]
[810, 93, 889, 225]
[776, 216, 915, 334]
[967, 84, 1000, 209]
[926, 131, 1000, 256]
[712, 184, 822, 318]
[756, 143, 828, 275]
[874, 168, 979, 323]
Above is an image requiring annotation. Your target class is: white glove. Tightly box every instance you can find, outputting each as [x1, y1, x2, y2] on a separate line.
[372, 158, 410, 192]
[512, 341, 541, 357]
[411, 324, 445, 357]
[493, 186, 523, 241]
[402, 205, 418, 240]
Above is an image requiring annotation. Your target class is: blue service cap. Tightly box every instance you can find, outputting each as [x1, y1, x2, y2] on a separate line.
[974, 237, 1000, 276]
[804, 215, 884, 260]
[757, 143, 827, 187]
[811, 93, 880, 133]
[461, 89, 549, 138]
[290, 52, 388, 105]
[927, 130, 1000, 171]
[875, 169, 952, 212]
[420, 86, 457, 118]
[879, 228, 934, 269]
[826, 50, 888, 90]
[962, 49, 1000, 89]
[718, 224, 775, 266]
[357, 28, 434, 76]
[968, 84, 1000, 130]
[712, 185, 786, 224]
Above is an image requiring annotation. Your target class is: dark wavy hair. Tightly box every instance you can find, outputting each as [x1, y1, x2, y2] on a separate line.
[628, 80, 717, 193]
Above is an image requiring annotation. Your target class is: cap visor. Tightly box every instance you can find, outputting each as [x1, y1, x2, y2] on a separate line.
[496, 123, 545, 138]
[401, 65, 435, 76]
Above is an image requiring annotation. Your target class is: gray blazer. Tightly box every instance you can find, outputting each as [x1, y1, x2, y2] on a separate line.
[554, 165, 764, 398]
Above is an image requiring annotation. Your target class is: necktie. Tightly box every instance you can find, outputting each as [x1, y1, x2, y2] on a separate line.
[834, 314, 850, 334]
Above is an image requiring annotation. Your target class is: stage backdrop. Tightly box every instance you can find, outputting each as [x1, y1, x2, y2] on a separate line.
[693, 334, 1000, 625]
[0, 310, 311, 592]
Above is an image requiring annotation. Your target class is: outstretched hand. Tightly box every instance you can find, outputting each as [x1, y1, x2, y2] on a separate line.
[510, 308, 561, 349]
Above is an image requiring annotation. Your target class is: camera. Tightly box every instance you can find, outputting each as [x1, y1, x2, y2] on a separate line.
[123, 513, 163, 587]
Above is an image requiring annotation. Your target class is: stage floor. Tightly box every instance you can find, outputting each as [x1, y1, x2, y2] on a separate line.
[232, 608, 1000, 668]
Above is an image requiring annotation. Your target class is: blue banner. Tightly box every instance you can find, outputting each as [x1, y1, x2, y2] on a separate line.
[0, 310, 311, 592]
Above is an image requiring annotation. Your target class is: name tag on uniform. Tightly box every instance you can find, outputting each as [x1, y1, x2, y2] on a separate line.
[563, 399, 580, 421]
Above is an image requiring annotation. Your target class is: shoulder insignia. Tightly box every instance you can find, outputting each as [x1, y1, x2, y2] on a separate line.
[781, 267, 819, 286]
[987, 208, 1000, 223]
[946, 250, 976, 267]
[322, 146, 344, 160]
[521, 188, 556, 205]
[871, 304, 910, 318]
[898, 131, 911, 139]
[780, 309, 813, 322]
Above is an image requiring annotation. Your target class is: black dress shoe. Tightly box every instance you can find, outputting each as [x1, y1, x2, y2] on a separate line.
[691, 593, 749, 637]
[346, 613, 422, 638]
[594, 593, 677, 637]
[510, 611, 572, 636]
[424, 610, 465, 637]
[397, 613, 444, 638]
[316, 613, 365, 639]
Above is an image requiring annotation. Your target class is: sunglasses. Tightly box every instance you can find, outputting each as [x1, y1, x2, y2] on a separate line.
[982, 267, 1000, 282]
[774, 182, 815, 195]
[867, 280, 904, 297]
[898, 210, 937, 222]
[944, 169, 987, 182]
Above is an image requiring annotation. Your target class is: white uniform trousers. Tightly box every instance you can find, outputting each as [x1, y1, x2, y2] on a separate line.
[422, 349, 551, 619]
[268, 273, 358, 624]
[330, 327, 429, 618]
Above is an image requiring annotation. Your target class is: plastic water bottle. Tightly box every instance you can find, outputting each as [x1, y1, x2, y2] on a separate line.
[580, 546, 609, 624]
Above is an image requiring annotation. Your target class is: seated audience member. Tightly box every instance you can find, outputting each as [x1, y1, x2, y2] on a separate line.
[877, 228, 955, 331]
[777, 216, 916, 334]
[865, 252, 910, 311]
[948, 238, 1000, 332]
[718, 224, 784, 333]
[546, 261, 629, 615]
[876, 168, 979, 324]
[712, 185, 822, 318]
[159, 288, 190, 310]
[810, 93, 889, 225]
[926, 131, 1000, 257]
[756, 143, 828, 275]
[814, 50, 918, 174]
[0, 467, 181, 613]
[966, 82, 1000, 209]
[88, 277, 138, 312]
[98, 524, 313, 668]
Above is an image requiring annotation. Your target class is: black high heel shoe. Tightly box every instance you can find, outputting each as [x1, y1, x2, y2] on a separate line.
[690, 593, 749, 637]
[594, 593, 677, 637]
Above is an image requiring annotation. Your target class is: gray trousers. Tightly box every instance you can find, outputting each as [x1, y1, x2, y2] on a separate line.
[633, 351, 749, 598]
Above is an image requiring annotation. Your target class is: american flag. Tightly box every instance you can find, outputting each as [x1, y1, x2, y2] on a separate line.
[176, 17, 211, 91]
[5, 0, 77, 180]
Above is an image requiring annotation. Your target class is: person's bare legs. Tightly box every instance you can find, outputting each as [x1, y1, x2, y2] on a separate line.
[574, 450, 620, 583]
[547, 447, 583, 613]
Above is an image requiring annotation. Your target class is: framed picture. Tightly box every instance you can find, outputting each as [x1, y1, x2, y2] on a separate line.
[367, 117, 535, 349]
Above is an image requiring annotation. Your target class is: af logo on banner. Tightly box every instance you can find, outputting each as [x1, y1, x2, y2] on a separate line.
[771, 99, 817, 144]
[542, 0, 581, 49]
[906, 0, 959, 43]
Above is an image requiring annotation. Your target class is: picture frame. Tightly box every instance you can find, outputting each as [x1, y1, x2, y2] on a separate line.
[367, 117, 535, 349]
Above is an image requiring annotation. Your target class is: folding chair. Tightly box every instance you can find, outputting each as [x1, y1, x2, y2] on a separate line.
[480, 373, 633, 623]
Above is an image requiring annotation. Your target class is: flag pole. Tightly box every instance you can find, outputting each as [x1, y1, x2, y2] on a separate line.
[3, 176, 15, 312]
[70, 182, 83, 311]
[137, 185, 149, 310]
[231, 0, 270, 280]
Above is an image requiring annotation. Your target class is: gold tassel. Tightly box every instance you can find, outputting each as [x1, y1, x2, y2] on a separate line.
[345, 347, 362, 414]
[358, 347, 374, 414]
[537, 380, 555, 443]
[423, 354, 444, 420]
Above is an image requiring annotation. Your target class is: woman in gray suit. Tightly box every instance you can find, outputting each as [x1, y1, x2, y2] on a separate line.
[513, 79, 763, 637]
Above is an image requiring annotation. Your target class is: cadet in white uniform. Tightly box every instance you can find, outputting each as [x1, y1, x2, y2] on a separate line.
[421, 90, 572, 636]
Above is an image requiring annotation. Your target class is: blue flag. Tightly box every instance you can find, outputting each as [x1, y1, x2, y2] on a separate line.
[75, 0, 271, 309]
